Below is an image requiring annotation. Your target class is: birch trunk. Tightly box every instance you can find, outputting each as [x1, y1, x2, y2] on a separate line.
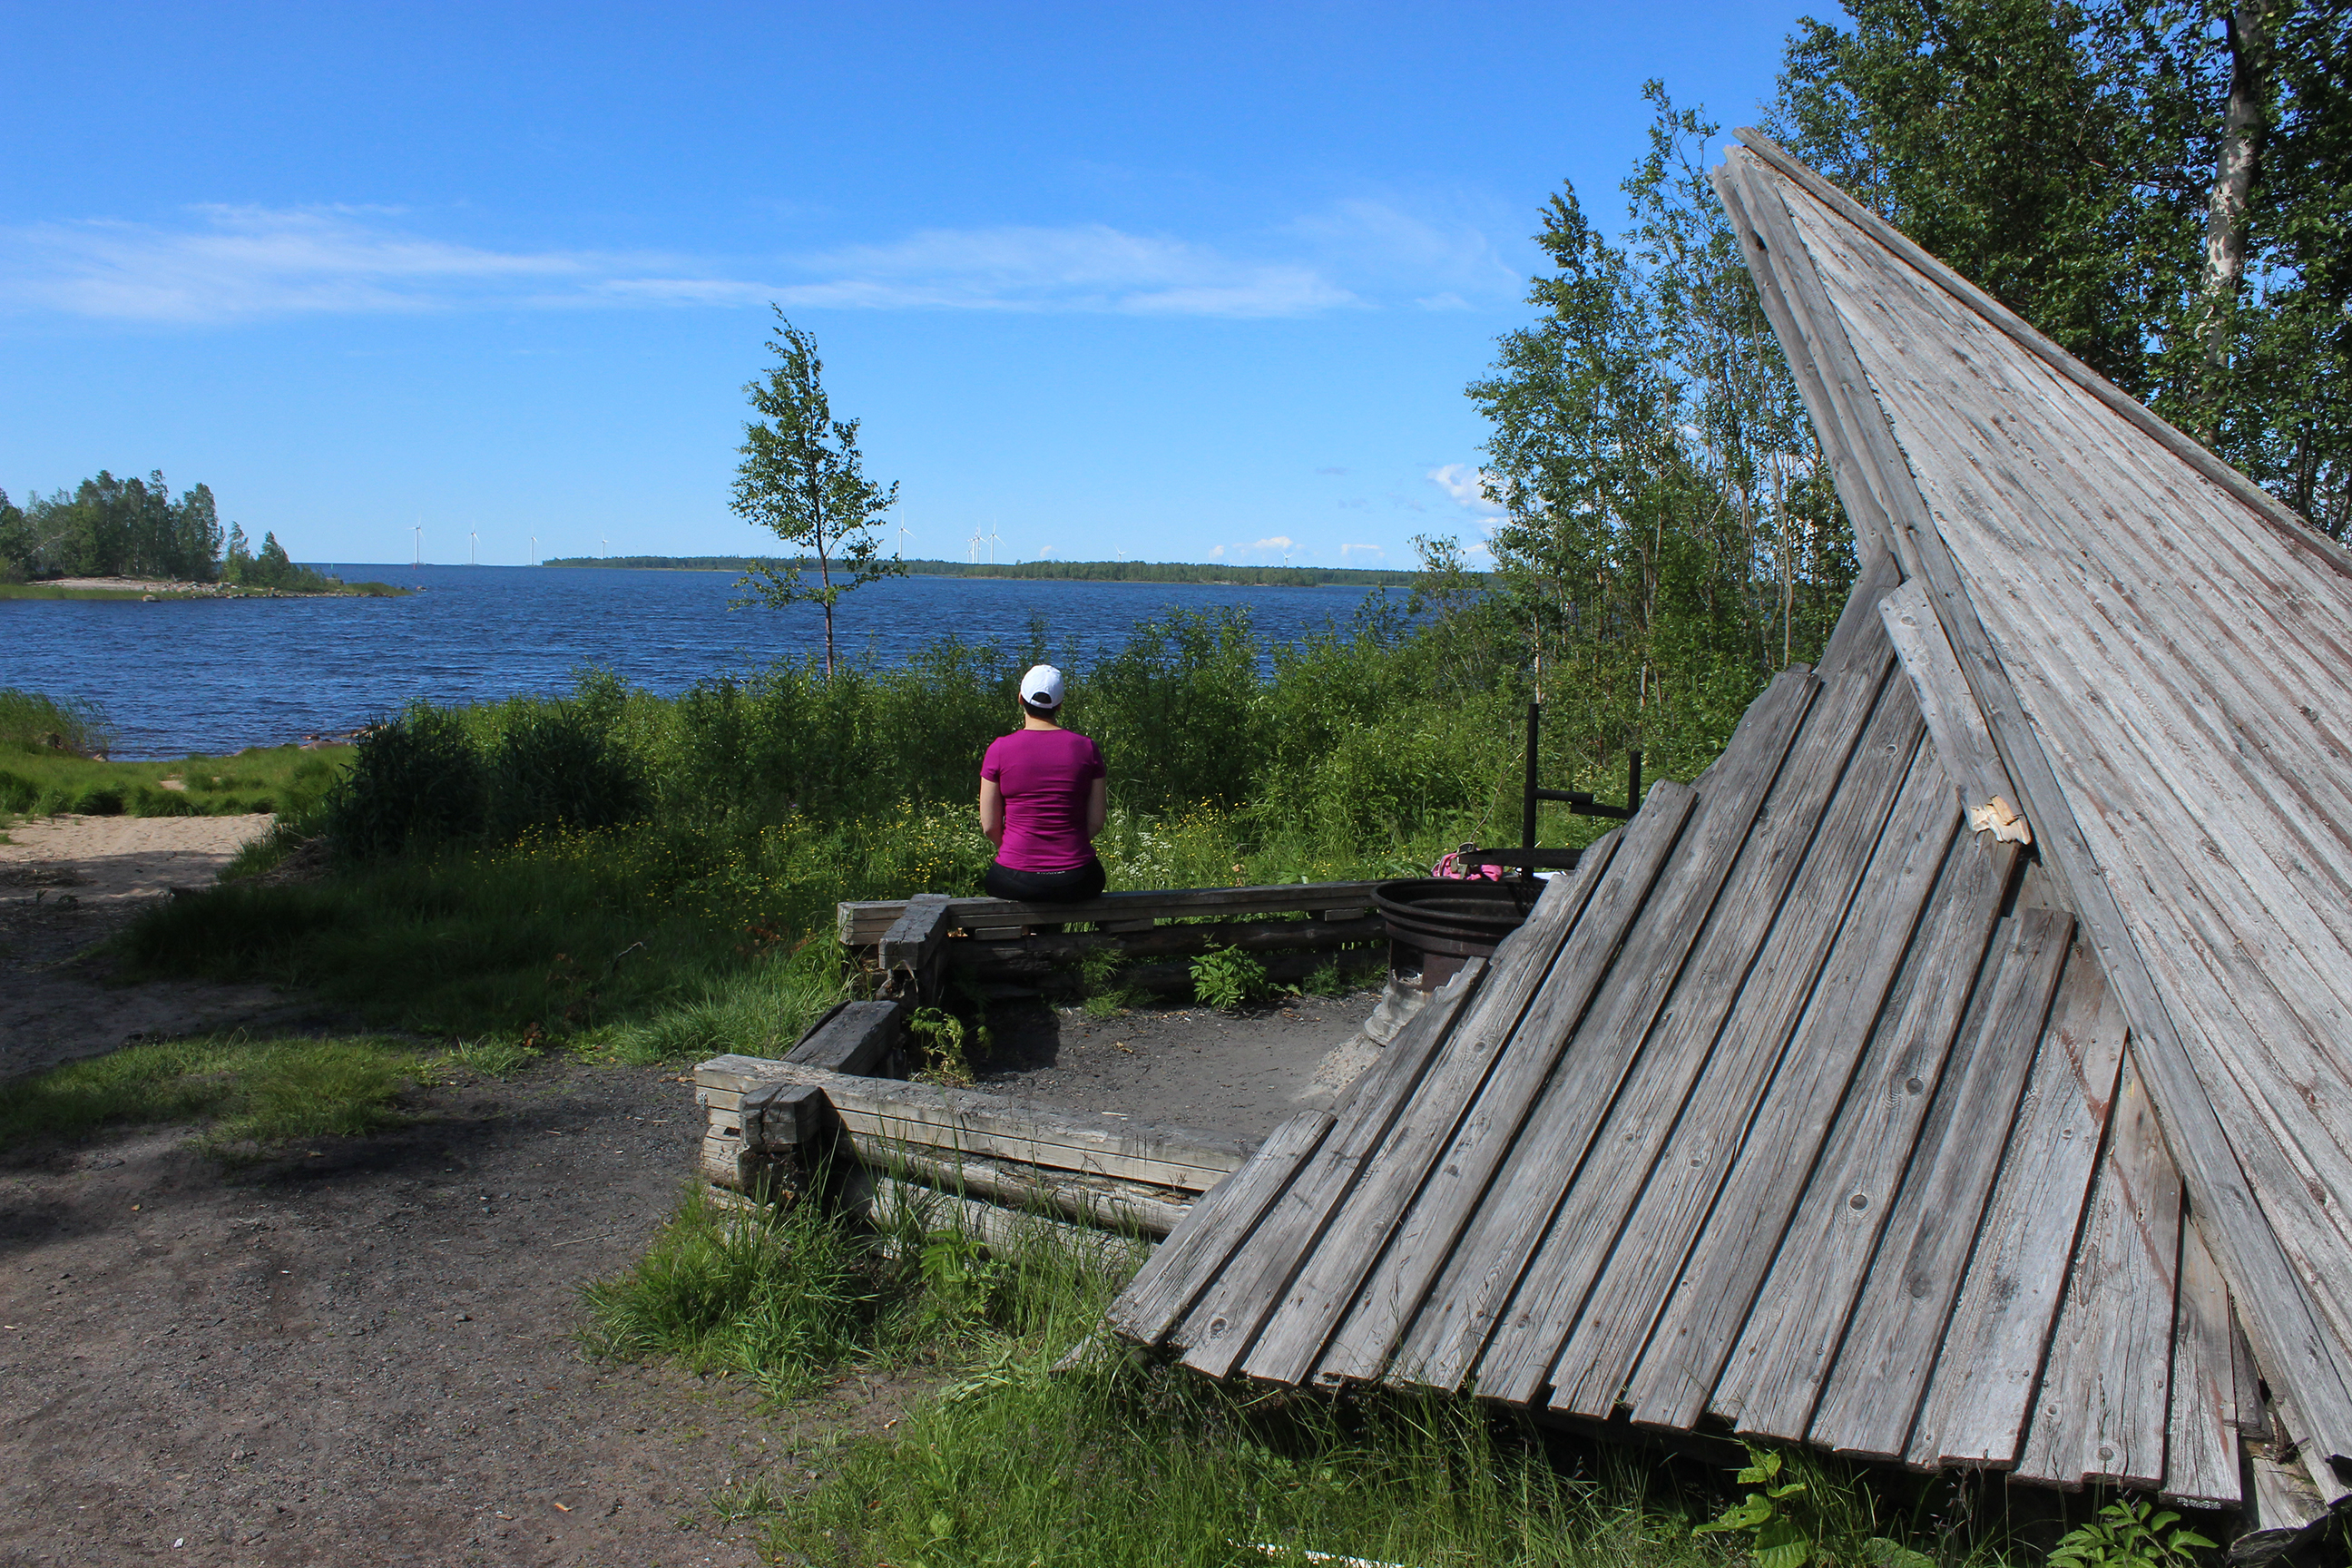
[2200, 0, 2278, 387]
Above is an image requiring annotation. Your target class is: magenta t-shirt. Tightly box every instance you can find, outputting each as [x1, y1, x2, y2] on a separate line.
[982, 728, 1106, 872]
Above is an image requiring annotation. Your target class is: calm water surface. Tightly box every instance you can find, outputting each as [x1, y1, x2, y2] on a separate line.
[1, 565, 1389, 758]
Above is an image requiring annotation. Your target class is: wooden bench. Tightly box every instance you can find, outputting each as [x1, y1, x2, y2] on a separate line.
[840, 880, 1390, 1003]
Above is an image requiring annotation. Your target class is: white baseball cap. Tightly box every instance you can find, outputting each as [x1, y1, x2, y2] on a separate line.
[1020, 664, 1065, 709]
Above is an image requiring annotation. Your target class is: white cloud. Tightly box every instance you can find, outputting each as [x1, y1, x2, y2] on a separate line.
[1338, 543, 1385, 562]
[1251, 535, 1295, 554]
[1427, 464, 1504, 514]
[0, 192, 1519, 325]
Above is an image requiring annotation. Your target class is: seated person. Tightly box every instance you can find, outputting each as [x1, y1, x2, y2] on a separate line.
[977, 663, 1107, 903]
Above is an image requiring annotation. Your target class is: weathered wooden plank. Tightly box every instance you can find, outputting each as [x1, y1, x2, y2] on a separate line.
[2235, 1308, 2274, 1442]
[1710, 843, 2020, 1438]
[876, 895, 951, 999]
[1107, 1110, 1338, 1345]
[1626, 762, 1972, 1431]
[1904, 936, 2129, 1470]
[1169, 948, 1525, 1376]
[2165, 1220, 2242, 1506]
[847, 1171, 1150, 1272]
[1290, 675, 1817, 1389]
[1208, 766, 1711, 1386]
[1712, 158, 1914, 580]
[1448, 653, 1907, 1406]
[1877, 578, 2020, 828]
[838, 881, 1390, 946]
[782, 999, 905, 1076]
[1757, 164, 2352, 1473]
[1819, 547, 1904, 681]
[2012, 1056, 2183, 1492]
[1808, 906, 2074, 1460]
[1534, 688, 1937, 1416]
[1731, 127, 2352, 583]
[695, 1055, 1251, 1191]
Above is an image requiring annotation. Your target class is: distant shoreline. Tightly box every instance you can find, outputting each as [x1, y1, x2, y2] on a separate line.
[1, 575, 408, 602]
[537, 554, 1434, 588]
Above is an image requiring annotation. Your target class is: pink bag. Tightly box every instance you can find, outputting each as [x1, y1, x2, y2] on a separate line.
[1430, 844, 1504, 882]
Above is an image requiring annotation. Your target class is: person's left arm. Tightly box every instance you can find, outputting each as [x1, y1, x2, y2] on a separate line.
[1085, 776, 1107, 839]
[979, 776, 1005, 847]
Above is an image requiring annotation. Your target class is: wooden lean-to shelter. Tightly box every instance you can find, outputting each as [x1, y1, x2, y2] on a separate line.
[1106, 133, 2352, 1524]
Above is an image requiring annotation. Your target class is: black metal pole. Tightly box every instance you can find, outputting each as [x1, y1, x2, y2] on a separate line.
[1522, 701, 1541, 884]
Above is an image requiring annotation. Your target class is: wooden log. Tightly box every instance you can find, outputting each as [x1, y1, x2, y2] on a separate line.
[695, 1054, 1252, 1191]
[1808, 906, 2075, 1461]
[782, 999, 906, 1076]
[843, 1169, 1152, 1270]
[869, 1142, 1193, 1238]
[1902, 936, 2130, 1472]
[838, 880, 1389, 946]
[2012, 1055, 2183, 1492]
[1625, 763, 1972, 1432]
[1289, 675, 1814, 1392]
[877, 895, 951, 1001]
[947, 914, 1387, 968]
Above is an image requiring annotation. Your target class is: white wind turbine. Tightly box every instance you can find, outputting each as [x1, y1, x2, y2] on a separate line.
[968, 526, 982, 564]
[988, 521, 1001, 564]
[469, 530, 478, 566]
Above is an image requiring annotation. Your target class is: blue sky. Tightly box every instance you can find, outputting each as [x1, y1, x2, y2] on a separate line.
[1, 3, 1817, 570]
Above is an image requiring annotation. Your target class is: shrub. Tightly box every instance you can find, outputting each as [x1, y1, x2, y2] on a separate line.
[323, 702, 485, 858]
[1191, 943, 1269, 1011]
[485, 698, 647, 839]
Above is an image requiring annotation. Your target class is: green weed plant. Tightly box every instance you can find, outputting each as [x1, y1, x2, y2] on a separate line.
[2046, 1501, 2217, 1568]
[1191, 943, 1271, 1011]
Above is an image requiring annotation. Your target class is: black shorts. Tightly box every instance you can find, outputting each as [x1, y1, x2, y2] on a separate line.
[983, 858, 1106, 903]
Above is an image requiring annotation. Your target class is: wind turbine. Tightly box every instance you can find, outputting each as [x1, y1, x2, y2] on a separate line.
[988, 521, 1001, 564]
[602, 535, 609, 558]
[469, 530, 478, 566]
[530, 535, 537, 566]
[413, 523, 422, 569]
[897, 521, 909, 560]
[968, 526, 982, 564]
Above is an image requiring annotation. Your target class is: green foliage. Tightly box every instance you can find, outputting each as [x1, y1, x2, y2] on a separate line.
[1191, 943, 1271, 1011]
[1698, 1444, 1822, 1568]
[907, 1006, 975, 1086]
[730, 309, 906, 675]
[2047, 1500, 2217, 1568]
[578, 1183, 881, 1396]
[12, 470, 223, 582]
[322, 702, 485, 858]
[0, 1034, 421, 1152]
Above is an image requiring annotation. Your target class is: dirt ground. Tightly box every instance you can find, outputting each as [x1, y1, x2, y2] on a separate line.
[0, 814, 1388, 1566]
[977, 990, 1383, 1139]
[0, 815, 305, 1082]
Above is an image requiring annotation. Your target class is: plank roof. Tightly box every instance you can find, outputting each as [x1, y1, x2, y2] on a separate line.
[1107, 135, 2352, 1512]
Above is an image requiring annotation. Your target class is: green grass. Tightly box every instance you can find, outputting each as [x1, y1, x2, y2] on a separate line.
[0, 1033, 425, 1152]
[0, 744, 351, 820]
[583, 1187, 2009, 1568]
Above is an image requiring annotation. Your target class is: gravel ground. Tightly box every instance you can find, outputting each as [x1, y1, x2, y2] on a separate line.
[0, 1060, 920, 1568]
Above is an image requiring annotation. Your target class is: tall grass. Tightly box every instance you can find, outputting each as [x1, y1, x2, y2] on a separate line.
[0, 1033, 422, 1151]
[584, 1187, 2005, 1568]
[0, 687, 113, 759]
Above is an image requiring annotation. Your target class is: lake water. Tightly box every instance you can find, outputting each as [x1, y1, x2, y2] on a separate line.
[2, 564, 1394, 758]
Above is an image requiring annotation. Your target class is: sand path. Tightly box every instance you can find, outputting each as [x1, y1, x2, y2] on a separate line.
[0, 813, 307, 1081]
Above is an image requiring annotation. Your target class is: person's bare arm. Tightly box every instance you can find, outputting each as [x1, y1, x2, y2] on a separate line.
[1086, 776, 1108, 839]
[979, 777, 1005, 848]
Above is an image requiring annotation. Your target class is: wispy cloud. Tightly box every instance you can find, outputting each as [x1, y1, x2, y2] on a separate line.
[1339, 542, 1385, 561]
[2, 194, 1516, 326]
